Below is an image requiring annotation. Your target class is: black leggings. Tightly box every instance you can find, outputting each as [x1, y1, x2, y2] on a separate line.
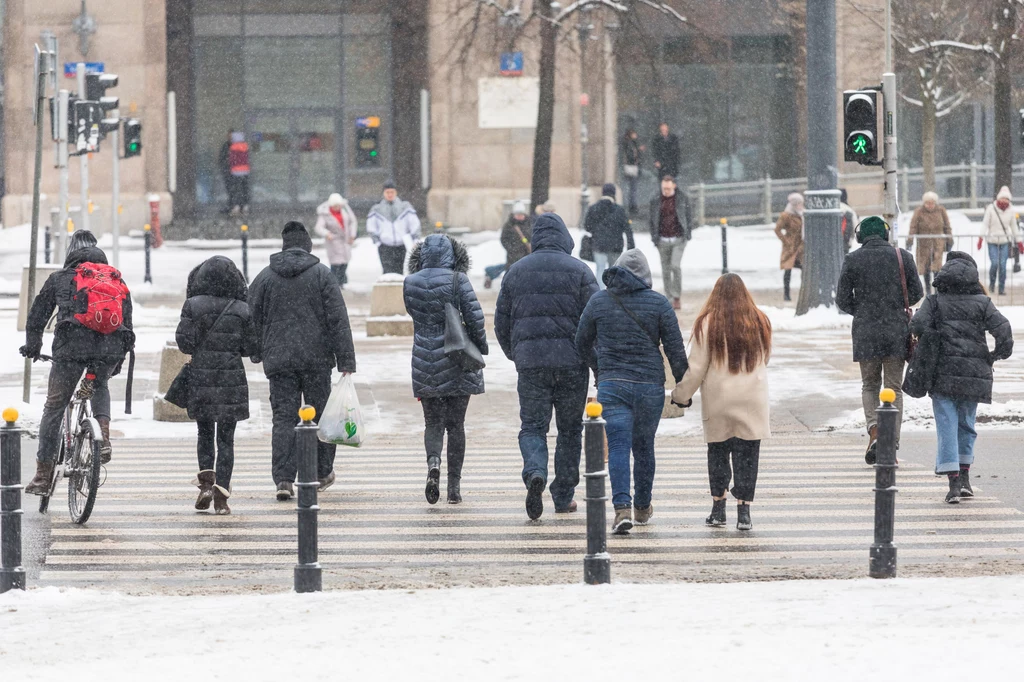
[197, 421, 237, 489]
[707, 438, 761, 502]
[420, 396, 470, 471]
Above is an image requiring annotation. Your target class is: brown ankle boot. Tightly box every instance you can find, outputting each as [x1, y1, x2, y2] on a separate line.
[25, 461, 55, 495]
[213, 485, 231, 515]
[193, 470, 215, 510]
[97, 417, 112, 464]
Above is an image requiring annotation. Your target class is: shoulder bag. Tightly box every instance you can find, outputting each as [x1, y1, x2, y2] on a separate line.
[443, 271, 486, 372]
[902, 295, 943, 399]
[579, 234, 595, 262]
[894, 246, 916, 359]
[165, 301, 235, 408]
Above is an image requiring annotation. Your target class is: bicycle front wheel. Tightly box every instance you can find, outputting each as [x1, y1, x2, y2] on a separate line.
[68, 424, 102, 524]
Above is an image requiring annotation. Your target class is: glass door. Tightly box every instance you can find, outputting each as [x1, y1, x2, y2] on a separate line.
[249, 113, 293, 205]
[248, 111, 339, 206]
[296, 114, 339, 204]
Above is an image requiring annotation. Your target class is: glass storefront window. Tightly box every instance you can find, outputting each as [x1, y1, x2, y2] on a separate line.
[244, 37, 341, 109]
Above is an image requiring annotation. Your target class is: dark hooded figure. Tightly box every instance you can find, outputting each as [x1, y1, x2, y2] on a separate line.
[249, 221, 357, 501]
[909, 252, 1013, 503]
[176, 256, 255, 515]
[495, 213, 600, 520]
[403, 234, 488, 504]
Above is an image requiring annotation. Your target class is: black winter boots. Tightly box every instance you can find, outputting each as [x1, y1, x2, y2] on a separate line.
[706, 498, 727, 527]
[736, 503, 752, 531]
[946, 473, 962, 504]
[425, 456, 441, 505]
[959, 467, 974, 498]
[525, 475, 545, 520]
[446, 451, 464, 505]
[97, 417, 112, 464]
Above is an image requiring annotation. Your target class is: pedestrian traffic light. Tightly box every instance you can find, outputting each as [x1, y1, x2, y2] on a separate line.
[72, 100, 102, 154]
[355, 116, 381, 168]
[123, 118, 142, 158]
[85, 73, 119, 114]
[843, 89, 881, 165]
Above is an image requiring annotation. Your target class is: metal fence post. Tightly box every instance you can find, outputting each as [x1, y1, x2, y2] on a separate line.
[240, 224, 249, 283]
[901, 165, 910, 211]
[970, 161, 979, 209]
[763, 175, 773, 225]
[869, 388, 899, 579]
[583, 402, 610, 584]
[720, 218, 729, 274]
[1, 408, 26, 593]
[696, 182, 706, 227]
[294, 405, 322, 593]
[143, 223, 153, 284]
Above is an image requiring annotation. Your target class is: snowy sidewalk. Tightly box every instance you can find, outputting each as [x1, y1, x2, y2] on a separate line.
[2, 577, 1022, 681]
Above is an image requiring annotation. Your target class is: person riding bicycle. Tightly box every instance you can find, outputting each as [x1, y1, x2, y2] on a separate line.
[20, 231, 135, 495]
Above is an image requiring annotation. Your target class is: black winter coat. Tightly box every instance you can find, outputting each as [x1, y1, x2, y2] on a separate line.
[652, 133, 681, 178]
[26, 246, 134, 366]
[404, 235, 488, 398]
[249, 248, 356, 376]
[176, 257, 256, 422]
[575, 266, 688, 385]
[836, 237, 924, 361]
[495, 214, 600, 371]
[910, 258, 1012, 403]
[499, 215, 532, 268]
[584, 198, 635, 254]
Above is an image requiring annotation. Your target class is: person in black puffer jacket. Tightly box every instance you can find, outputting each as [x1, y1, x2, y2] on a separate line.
[176, 256, 255, 515]
[404, 234, 488, 505]
[495, 212, 600, 520]
[249, 221, 356, 500]
[584, 183, 635, 288]
[909, 252, 1013, 503]
[576, 249, 687, 533]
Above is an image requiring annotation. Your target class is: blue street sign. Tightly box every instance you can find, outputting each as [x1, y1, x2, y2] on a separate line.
[500, 52, 524, 76]
[64, 62, 104, 78]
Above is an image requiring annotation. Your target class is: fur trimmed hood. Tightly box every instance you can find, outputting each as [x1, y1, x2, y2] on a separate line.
[407, 234, 471, 273]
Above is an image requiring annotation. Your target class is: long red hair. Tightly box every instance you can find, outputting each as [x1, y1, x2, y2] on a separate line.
[692, 274, 772, 374]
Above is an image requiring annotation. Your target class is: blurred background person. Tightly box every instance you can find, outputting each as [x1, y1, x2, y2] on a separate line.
[906, 191, 952, 295]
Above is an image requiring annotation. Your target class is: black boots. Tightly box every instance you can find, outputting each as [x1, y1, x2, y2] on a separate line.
[737, 503, 752, 531]
[706, 498, 727, 527]
[525, 474, 545, 520]
[945, 473, 962, 504]
[783, 269, 792, 302]
[97, 417, 112, 464]
[25, 461, 55, 496]
[959, 467, 974, 498]
[425, 456, 441, 505]
[194, 470, 215, 510]
[446, 451, 464, 505]
[865, 425, 878, 465]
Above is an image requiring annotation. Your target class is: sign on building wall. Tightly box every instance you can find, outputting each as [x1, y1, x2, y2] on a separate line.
[500, 52, 523, 76]
[478, 77, 539, 129]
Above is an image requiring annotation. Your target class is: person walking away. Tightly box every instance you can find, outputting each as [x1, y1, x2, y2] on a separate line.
[314, 192, 358, 288]
[651, 122, 681, 180]
[909, 252, 1012, 503]
[249, 222, 357, 500]
[837, 216, 923, 464]
[671, 274, 771, 530]
[775, 193, 804, 302]
[980, 186, 1022, 296]
[404, 235, 488, 504]
[840, 188, 858, 256]
[584, 184, 635, 288]
[227, 131, 250, 215]
[484, 202, 532, 289]
[907, 191, 953, 295]
[367, 181, 422, 275]
[218, 130, 234, 215]
[20, 231, 134, 493]
[495, 213, 600, 520]
[575, 249, 687, 534]
[176, 257, 255, 515]
[620, 129, 644, 215]
[648, 175, 692, 309]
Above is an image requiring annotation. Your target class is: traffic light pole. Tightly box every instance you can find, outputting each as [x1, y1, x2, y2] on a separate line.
[57, 90, 70, 259]
[111, 126, 120, 268]
[882, 72, 898, 242]
[76, 63, 89, 234]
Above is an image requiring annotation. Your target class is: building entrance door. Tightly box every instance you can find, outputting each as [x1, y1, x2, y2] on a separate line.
[249, 111, 339, 208]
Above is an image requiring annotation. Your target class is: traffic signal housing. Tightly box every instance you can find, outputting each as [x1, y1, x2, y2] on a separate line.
[843, 89, 881, 165]
[355, 116, 381, 168]
[123, 118, 142, 158]
[85, 73, 119, 113]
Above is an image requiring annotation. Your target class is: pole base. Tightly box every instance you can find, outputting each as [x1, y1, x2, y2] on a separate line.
[584, 554, 611, 585]
[294, 563, 322, 593]
[0, 567, 26, 593]
[869, 545, 897, 579]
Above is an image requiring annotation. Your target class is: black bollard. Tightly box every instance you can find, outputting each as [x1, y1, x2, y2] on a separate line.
[240, 224, 249, 283]
[583, 402, 610, 584]
[720, 218, 729, 274]
[143, 223, 153, 284]
[1, 408, 25, 593]
[869, 388, 899, 579]
[44, 226, 51, 264]
[294, 405, 322, 593]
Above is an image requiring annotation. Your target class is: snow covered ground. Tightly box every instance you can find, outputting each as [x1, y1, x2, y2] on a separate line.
[2, 576, 1022, 680]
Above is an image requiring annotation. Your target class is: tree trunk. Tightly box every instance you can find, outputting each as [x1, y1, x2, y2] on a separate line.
[994, 55, 1013, 193]
[530, 2, 558, 212]
[921, 95, 937, 194]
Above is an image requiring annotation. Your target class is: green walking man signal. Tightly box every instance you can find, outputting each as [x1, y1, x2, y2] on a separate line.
[843, 89, 881, 165]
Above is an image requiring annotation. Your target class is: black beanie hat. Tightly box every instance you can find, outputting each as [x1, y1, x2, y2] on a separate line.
[282, 221, 313, 252]
[602, 183, 616, 198]
[946, 251, 977, 267]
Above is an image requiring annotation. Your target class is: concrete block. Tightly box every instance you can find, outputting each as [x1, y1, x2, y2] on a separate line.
[17, 264, 63, 332]
[153, 394, 192, 422]
[366, 316, 414, 337]
[157, 340, 189, 393]
[369, 279, 408, 317]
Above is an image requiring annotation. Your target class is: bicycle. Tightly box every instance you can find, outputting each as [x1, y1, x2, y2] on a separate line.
[35, 355, 104, 525]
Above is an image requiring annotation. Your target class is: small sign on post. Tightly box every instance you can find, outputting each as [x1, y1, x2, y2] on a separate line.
[500, 52, 524, 76]
[63, 62, 103, 78]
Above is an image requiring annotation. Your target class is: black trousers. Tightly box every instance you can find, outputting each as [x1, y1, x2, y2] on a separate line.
[379, 244, 407, 274]
[227, 175, 250, 208]
[269, 370, 335, 483]
[197, 420, 237, 489]
[330, 264, 349, 287]
[707, 438, 761, 502]
[421, 396, 471, 477]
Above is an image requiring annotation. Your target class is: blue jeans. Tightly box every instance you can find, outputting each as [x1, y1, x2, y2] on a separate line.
[517, 367, 589, 509]
[988, 243, 1010, 292]
[931, 393, 978, 474]
[624, 174, 639, 213]
[484, 263, 505, 281]
[594, 252, 617, 289]
[598, 380, 664, 509]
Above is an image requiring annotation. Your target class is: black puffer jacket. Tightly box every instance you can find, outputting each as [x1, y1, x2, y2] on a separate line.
[175, 257, 255, 422]
[836, 236, 924, 361]
[249, 248, 356, 376]
[910, 258, 1012, 403]
[584, 198, 635, 254]
[495, 214, 600, 371]
[404, 235, 488, 398]
[26, 246, 134, 365]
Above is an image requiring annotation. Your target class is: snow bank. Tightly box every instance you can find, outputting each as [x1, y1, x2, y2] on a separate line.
[822, 399, 1024, 433]
[761, 305, 852, 331]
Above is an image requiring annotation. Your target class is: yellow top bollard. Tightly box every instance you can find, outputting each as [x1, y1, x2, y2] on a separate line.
[241, 224, 249, 232]
[67, 218, 74, 233]
[585, 402, 603, 419]
[144, 223, 151, 232]
[879, 388, 896, 405]
[298, 405, 316, 423]
[2, 407, 18, 424]
[435, 221, 443, 229]
[720, 218, 728, 225]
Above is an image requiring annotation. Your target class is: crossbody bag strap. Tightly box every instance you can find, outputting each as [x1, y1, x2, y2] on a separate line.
[894, 246, 911, 316]
[513, 225, 532, 253]
[607, 291, 661, 350]
[195, 300, 235, 356]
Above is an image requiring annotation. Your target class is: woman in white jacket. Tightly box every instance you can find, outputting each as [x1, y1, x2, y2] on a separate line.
[672, 274, 772, 530]
[980, 186, 1022, 296]
[313, 193, 358, 288]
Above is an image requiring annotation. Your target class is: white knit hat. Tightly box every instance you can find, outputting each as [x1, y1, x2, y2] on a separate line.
[328, 193, 343, 207]
[512, 201, 527, 215]
[997, 186, 1012, 201]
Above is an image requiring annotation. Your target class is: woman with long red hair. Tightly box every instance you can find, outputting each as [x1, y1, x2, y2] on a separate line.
[672, 274, 771, 530]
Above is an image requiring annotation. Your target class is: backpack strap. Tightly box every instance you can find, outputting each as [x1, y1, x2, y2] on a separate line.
[607, 290, 661, 350]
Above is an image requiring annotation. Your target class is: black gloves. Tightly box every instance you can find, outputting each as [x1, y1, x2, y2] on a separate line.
[19, 334, 43, 360]
[671, 398, 693, 409]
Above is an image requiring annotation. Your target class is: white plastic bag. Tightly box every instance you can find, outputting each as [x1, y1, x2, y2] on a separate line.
[317, 374, 364, 447]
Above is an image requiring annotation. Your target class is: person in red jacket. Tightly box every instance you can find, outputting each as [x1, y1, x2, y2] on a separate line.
[227, 131, 251, 215]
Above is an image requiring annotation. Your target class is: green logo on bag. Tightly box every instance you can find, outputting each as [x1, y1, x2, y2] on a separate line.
[345, 420, 357, 439]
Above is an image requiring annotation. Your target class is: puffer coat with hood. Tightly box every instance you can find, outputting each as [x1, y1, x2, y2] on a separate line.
[575, 249, 687, 385]
[495, 213, 600, 371]
[313, 199, 358, 265]
[403, 235, 488, 398]
[249, 247, 356, 376]
[910, 255, 1013, 403]
[175, 257, 256, 422]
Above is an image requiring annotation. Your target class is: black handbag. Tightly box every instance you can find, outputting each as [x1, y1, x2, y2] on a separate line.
[165, 302, 235, 408]
[443, 271, 486, 371]
[579, 234, 595, 262]
[903, 295, 943, 399]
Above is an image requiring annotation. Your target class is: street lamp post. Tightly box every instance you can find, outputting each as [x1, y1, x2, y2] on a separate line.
[577, 8, 593, 226]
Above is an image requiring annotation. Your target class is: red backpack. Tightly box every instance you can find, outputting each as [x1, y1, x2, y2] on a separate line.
[72, 263, 129, 335]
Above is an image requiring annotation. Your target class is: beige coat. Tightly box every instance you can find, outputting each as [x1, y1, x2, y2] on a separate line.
[982, 201, 1020, 246]
[774, 211, 803, 270]
[671, 323, 771, 444]
[907, 205, 952, 274]
[313, 200, 358, 265]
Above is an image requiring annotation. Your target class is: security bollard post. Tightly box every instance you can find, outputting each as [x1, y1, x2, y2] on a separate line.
[583, 402, 610, 584]
[720, 218, 729, 274]
[143, 224, 153, 284]
[869, 388, 899, 579]
[294, 405, 322, 593]
[240, 224, 249, 283]
[1, 408, 26, 593]
[46, 207, 59, 264]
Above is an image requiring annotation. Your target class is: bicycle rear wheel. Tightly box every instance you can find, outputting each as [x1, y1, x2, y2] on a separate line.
[68, 424, 101, 524]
